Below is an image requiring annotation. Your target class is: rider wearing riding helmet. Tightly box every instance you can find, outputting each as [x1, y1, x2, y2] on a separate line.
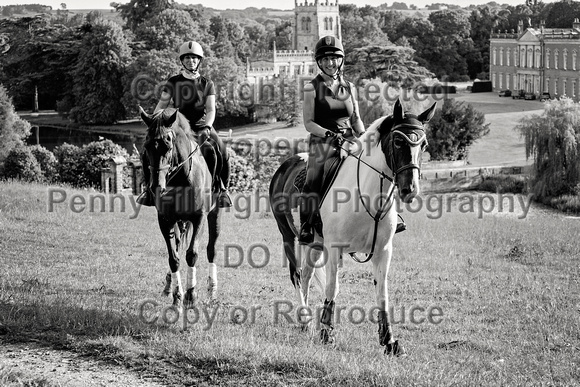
[137, 40, 231, 208]
[299, 35, 366, 244]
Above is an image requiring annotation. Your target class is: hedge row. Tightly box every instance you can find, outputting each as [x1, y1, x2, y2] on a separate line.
[0, 140, 283, 193]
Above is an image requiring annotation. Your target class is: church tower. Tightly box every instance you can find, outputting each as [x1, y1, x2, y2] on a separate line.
[293, 0, 342, 51]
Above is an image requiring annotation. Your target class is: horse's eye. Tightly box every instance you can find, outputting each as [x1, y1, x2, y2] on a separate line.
[393, 137, 405, 149]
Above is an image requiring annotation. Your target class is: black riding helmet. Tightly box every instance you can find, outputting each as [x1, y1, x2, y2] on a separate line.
[314, 36, 344, 78]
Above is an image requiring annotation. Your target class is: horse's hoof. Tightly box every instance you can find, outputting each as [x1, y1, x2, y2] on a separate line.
[184, 288, 197, 306]
[385, 340, 406, 357]
[320, 328, 335, 344]
[162, 273, 172, 297]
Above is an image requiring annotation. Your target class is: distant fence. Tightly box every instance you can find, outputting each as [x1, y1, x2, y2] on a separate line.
[421, 165, 532, 193]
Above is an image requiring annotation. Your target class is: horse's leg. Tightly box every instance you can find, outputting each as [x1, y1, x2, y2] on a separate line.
[184, 214, 203, 306]
[298, 243, 324, 327]
[319, 243, 340, 344]
[158, 216, 183, 307]
[372, 240, 405, 356]
[206, 206, 221, 301]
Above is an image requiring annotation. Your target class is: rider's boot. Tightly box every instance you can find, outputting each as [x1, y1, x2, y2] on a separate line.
[299, 192, 319, 245]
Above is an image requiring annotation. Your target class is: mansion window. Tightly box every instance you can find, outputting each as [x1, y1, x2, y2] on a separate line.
[574, 51, 578, 71]
[527, 48, 533, 68]
[499, 48, 504, 66]
[520, 47, 526, 67]
[514, 50, 518, 67]
[555, 50, 559, 70]
[535, 48, 541, 68]
[546, 49, 550, 69]
[507, 49, 511, 66]
[492, 48, 497, 65]
[573, 81, 577, 97]
[563, 49, 568, 70]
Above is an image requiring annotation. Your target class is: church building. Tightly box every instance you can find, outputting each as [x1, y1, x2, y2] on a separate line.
[246, 0, 341, 82]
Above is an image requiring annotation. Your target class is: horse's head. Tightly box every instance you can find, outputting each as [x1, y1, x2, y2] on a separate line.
[378, 99, 436, 203]
[140, 107, 181, 196]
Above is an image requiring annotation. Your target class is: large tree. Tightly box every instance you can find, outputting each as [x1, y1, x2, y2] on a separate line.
[111, 0, 174, 32]
[517, 98, 580, 199]
[69, 13, 132, 124]
[344, 45, 433, 88]
[133, 9, 204, 51]
[0, 85, 31, 166]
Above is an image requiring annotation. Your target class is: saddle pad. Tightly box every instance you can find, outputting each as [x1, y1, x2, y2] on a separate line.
[293, 156, 344, 200]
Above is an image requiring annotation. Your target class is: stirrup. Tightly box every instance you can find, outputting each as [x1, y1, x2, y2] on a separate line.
[136, 190, 155, 207]
[395, 222, 406, 234]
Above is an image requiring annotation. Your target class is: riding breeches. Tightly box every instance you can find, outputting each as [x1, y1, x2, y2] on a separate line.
[195, 126, 230, 191]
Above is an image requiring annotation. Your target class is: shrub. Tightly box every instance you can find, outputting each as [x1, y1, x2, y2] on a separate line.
[80, 140, 129, 188]
[53, 143, 89, 187]
[427, 98, 490, 161]
[476, 175, 529, 194]
[29, 145, 58, 183]
[227, 148, 256, 193]
[2, 146, 43, 182]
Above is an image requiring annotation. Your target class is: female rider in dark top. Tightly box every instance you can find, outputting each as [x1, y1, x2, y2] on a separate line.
[299, 36, 366, 244]
[137, 41, 231, 208]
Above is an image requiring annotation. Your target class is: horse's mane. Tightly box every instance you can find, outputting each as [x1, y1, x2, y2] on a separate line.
[147, 108, 192, 139]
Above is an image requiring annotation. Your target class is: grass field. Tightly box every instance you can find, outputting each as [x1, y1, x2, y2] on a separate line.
[1, 181, 578, 386]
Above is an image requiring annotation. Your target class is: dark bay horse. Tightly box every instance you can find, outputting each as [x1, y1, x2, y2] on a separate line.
[269, 99, 436, 355]
[139, 107, 221, 307]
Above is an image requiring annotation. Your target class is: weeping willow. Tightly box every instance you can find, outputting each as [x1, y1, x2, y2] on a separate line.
[516, 97, 580, 199]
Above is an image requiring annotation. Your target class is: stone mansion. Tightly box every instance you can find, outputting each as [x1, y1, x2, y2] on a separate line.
[490, 19, 580, 99]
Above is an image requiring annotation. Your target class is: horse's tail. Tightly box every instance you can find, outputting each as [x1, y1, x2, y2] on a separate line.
[269, 154, 307, 288]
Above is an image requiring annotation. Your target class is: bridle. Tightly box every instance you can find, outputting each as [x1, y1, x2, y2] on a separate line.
[339, 122, 427, 263]
[146, 118, 203, 187]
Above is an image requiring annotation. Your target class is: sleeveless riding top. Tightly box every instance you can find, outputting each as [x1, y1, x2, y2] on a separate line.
[163, 74, 215, 129]
[310, 74, 354, 134]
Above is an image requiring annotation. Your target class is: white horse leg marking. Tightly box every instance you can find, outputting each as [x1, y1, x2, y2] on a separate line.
[207, 262, 217, 300]
[187, 266, 197, 289]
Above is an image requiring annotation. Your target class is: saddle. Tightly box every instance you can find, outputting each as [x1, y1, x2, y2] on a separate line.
[294, 154, 345, 238]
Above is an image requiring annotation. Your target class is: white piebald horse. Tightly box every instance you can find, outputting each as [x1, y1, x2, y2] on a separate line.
[269, 99, 436, 355]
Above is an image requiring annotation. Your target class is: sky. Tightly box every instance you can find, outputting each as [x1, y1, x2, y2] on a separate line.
[1, 0, 561, 11]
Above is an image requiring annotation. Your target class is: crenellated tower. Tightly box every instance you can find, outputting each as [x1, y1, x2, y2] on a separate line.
[293, 0, 341, 51]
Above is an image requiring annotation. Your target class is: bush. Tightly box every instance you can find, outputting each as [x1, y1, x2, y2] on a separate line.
[29, 145, 58, 183]
[53, 140, 129, 189]
[80, 140, 129, 187]
[427, 98, 490, 161]
[549, 195, 580, 215]
[476, 174, 529, 194]
[227, 148, 257, 193]
[2, 146, 43, 182]
[53, 143, 87, 187]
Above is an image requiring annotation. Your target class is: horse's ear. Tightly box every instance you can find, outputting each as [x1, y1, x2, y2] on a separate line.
[393, 99, 404, 121]
[418, 102, 437, 124]
[164, 109, 179, 126]
[139, 106, 153, 127]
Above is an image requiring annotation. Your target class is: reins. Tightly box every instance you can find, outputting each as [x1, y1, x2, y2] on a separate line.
[335, 125, 426, 264]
